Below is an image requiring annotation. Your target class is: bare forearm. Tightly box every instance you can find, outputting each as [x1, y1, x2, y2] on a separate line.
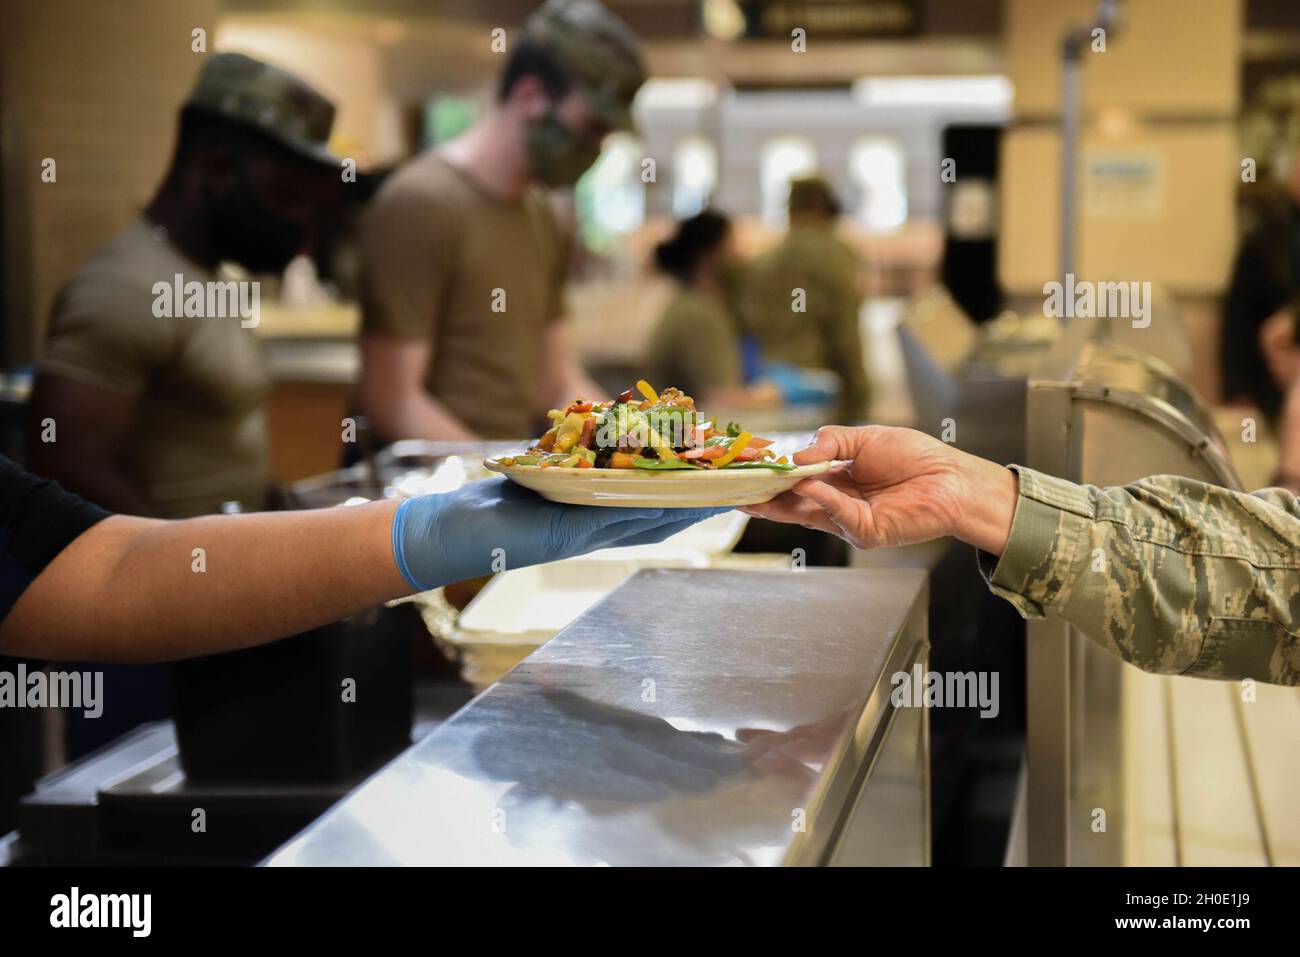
[365, 389, 477, 443]
[562, 367, 604, 405]
[540, 323, 605, 411]
[0, 501, 410, 663]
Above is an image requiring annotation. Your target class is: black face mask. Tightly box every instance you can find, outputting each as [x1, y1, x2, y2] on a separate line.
[210, 173, 307, 275]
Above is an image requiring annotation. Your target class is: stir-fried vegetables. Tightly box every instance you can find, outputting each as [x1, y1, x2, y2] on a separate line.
[498, 382, 794, 471]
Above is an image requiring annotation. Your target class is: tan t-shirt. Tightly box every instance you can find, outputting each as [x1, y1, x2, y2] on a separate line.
[646, 288, 743, 400]
[38, 220, 271, 518]
[359, 152, 569, 439]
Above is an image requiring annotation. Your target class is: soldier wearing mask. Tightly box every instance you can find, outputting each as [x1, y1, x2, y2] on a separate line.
[27, 52, 339, 754]
[31, 52, 340, 519]
[356, 0, 645, 442]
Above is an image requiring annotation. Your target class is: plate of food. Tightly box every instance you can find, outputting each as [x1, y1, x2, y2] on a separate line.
[485, 381, 835, 507]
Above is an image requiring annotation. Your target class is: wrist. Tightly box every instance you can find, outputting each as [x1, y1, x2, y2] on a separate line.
[391, 498, 429, 592]
[392, 495, 459, 593]
[954, 455, 1019, 556]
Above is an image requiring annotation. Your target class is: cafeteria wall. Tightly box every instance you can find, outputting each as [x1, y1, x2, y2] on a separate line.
[0, 0, 221, 367]
[999, 0, 1243, 401]
[0, 1, 1276, 415]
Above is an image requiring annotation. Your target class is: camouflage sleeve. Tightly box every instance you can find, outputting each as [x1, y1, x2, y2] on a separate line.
[978, 467, 1300, 684]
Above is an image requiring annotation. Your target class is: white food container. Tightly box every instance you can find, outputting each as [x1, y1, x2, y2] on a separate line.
[450, 512, 750, 687]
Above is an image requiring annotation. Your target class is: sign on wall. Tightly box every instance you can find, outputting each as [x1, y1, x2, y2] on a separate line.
[1082, 149, 1165, 217]
[741, 0, 920, 39]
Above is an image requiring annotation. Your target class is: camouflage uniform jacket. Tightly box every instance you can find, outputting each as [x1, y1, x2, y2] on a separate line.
[979, 467, 1300, 684]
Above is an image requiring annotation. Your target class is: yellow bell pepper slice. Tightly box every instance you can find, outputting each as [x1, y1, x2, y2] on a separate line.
[635, 379, 659, 403]
[714, 431, 752, 467]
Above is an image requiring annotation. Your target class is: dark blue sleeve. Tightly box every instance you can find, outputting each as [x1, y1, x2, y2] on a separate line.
[0, 455, 111, 624]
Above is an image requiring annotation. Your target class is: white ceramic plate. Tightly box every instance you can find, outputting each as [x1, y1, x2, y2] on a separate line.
[484, 459, 836, 507]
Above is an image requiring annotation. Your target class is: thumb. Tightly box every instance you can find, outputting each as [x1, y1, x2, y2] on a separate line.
[793, 425, 877, 466]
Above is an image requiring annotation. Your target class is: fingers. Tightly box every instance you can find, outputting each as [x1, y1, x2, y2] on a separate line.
[668, 505, 733, 521]
[741, 491, 802, 522]
[612, 515, 708, 548]
[738, 498, 781, 519]
[565, 502, 659, 534]
[598, 508, 667, 535]
[793, 480, 868, 547]
[743, 491, 844, 537]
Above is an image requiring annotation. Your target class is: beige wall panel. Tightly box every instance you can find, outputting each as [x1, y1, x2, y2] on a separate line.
[2, 0, 219, 363]
[1006, 0, 1240, 119]
[999, 124, 1237, 296]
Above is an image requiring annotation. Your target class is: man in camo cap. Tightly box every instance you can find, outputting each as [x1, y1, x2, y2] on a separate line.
[30, 51, 341, 754]
[34, 51, 341, 518]
[357, 0, 647, 443]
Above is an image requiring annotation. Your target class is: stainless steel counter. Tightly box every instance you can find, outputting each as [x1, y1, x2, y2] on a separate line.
[266, 567, 929, 866]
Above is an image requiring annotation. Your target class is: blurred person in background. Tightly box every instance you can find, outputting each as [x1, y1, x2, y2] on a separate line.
[356, 0, 643, 444]
[647, 210, 779, 409]
[1256, 297, 1300, 492]
[26, 52, 341, 754]
[1220, 147, 1300, 426]
[740, 175, 871, 422]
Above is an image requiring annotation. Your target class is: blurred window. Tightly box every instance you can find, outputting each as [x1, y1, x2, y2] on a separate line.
[672, 135, 717, 218]
[849, 136, 907, 233]
[760, 136, 818, 226]
[576, 133, 646, 252]
[635, 78, 719, 111]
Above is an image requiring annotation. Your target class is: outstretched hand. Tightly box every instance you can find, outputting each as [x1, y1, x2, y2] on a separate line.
[394, 477, 729, 592]
[742, 425, 1018, 555]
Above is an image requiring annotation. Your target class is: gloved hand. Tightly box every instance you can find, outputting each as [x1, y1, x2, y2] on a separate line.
[392, 476, 730, 592]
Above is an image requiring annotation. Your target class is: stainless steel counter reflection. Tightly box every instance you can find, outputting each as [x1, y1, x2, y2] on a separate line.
[266, 567, 929, 866]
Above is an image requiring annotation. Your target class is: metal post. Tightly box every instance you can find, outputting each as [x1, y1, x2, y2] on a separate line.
[1024, 0, 1124, 867]
[1058, 1, 1122, 300]
[1059, 46, 1082, 285]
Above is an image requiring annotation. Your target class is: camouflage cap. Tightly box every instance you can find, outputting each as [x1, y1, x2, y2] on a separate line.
[522, 0, 647, 131]
[184, 52, 338, 166]
[789, 175, 841, 217]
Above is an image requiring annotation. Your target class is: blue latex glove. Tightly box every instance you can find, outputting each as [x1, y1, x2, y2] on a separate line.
[391, 476, 730, 592]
